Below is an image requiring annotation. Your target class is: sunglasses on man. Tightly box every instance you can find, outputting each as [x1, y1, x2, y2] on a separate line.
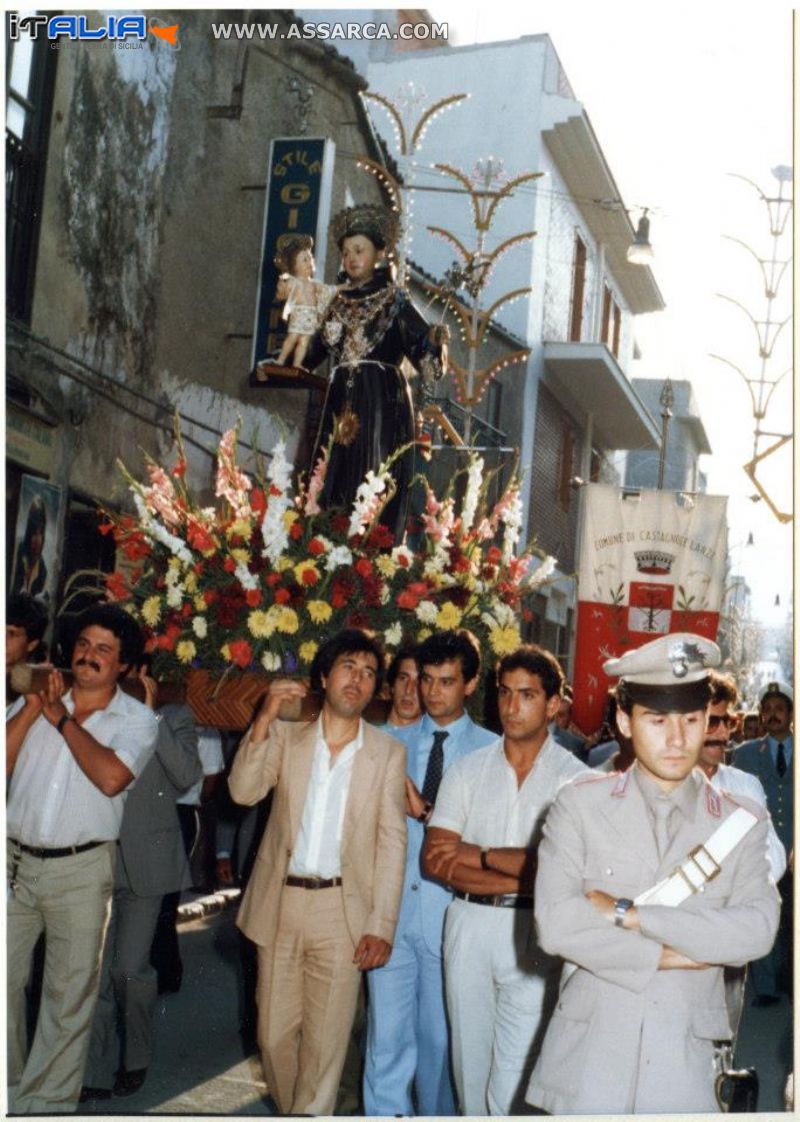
[707, 713, 737, 730]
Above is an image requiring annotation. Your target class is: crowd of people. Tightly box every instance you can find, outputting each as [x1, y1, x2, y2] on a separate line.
[5, 589, 793, 1115]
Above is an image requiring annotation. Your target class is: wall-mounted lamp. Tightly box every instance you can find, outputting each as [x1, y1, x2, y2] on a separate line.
[627, 209, 654, 265]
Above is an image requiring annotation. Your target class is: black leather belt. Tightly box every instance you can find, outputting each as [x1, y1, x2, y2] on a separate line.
[285, 875, 343, 890]
[454, 890, 533, 909]
[9, 838, 105, 860]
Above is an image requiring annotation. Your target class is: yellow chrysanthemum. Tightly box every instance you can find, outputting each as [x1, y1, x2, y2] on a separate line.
[194, 594, 207, 613]
[220, 643, 231, 661]
[307, 600, 333, 624]
[276, 556, 293, 572]
[176, 640, 197, 664]
[184, 571, 198, 594]
[376, 555, 397, 579]
[227, 518, 253, 541]
[488, 625, 521, 656]
[276, 607, 299, 635]
[283, 510, 298, 530]
[231, 548, 250, 565]
[167, 557, 181, 572]
[417, 628, 432, 642]
[436, 602, 463, 630]
[294, 560, 320, 585]
[299, 641, 318, 664]
[142, 596, 162, 626]
[248, 609, 276, 639]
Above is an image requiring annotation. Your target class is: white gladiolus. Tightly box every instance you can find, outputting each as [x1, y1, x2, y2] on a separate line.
[324, 545, 353, 572]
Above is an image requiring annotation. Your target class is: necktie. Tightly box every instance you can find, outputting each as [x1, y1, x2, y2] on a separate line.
[652, 799, 676, 860]
[421, 730, 449, 805]
[776, 742, 787, 778]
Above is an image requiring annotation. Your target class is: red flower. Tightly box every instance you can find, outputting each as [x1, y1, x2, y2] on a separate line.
[365, 524, 394, 550]
[203, 588, 218, 605]
[330, 513, 350, 536]
[223, 557, 236, 572]
[228, 639, 253, 669]
[397, 552, 410, 568]
[121, 534, 151, 562]
[407, 582, 430, 599]
[104, 571, 129, 601]
[187, 520, 216, 553]
[289, 521, 304, 541]
[347, 610, 369, 629]
[486, 546, 502, 566]
[251, 488, 267, 515]
[156, 625, 181, 652]
[181, 602, 192, 617]
[308, 537, 325, 556]
[301, 568, 319, 586]
[193, 562, 205, 576]
[245, 589, 262, 607]
[98, 520, 115, 537]
[355, 558, 373, 579]
[269, 484, 282, 498]
[172, 458, 187, 479]
[274, 588, 291, 605]
[397, 589, 420, 611]
[266, 573, 281, 587]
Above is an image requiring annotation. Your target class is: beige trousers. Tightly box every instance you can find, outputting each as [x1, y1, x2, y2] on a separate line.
[6, 840, 115, 1113]
[257, 884, 361, 1115]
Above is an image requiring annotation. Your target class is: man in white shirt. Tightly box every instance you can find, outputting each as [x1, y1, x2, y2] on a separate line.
[422, 644, 587, 1114]
[228, 629, 406, 1116]
[6, 604, 158, 1114]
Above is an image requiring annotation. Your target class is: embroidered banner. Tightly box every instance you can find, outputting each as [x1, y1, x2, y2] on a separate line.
[572, 484, 728, 734]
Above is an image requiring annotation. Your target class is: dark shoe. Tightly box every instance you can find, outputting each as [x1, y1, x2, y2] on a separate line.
[751, 994, 780, 1007]
[79, 1086, 112, 1103]
[113, 1068, 148, 1096]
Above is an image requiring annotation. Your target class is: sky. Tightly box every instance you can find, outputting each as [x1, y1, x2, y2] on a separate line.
[428, 0, 794, 631]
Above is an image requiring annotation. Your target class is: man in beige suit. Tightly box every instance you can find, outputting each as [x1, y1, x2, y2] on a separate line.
[527, 633, 780, 1115]
[228, 629, 406, 1116]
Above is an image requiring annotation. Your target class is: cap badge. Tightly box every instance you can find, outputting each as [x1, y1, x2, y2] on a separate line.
[668, 640, 707, 679]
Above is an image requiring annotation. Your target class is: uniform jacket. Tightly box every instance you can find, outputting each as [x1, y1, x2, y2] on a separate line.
[733, 736, 793, 854]
[116, 703, 202, 897]
[527, 765, 780, 1115]
[392, 712, 496, 954]
[228, 717, 407, 963]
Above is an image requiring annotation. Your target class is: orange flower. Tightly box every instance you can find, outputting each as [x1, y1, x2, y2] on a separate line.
[228, 639, 253, 668]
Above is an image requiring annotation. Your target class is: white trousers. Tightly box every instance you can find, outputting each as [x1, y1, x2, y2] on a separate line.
[444, 898, 560, 1115]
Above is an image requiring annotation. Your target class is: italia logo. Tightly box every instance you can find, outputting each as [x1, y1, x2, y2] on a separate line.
[9, 13, 180, 48]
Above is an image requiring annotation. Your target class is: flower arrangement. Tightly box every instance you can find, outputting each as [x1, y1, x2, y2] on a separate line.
[100, 424, 556, 681]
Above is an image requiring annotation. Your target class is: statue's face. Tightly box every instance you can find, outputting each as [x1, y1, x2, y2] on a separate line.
[340, 235, 382, 282]
[293, 248, 315, 279]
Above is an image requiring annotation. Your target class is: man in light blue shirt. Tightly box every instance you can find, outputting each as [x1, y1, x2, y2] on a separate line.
[364, 630, 496, 1115]
[734, 680, 793, 1004]
[382, 646, 423, 734]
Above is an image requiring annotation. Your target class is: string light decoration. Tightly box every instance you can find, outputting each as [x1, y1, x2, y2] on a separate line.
[360, 85, 469, 280]
[421, 159, 543, 440]
[710, 167, 793, 524]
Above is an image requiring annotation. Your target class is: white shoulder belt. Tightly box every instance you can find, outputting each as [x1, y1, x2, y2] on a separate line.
[634, 807, 758, 908]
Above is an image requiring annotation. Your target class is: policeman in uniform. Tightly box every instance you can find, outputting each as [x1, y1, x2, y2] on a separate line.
[734, 681, 793, 1004]
[526, 633, 780, 1115]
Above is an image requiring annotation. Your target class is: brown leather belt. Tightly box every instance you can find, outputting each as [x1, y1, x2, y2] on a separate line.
[285, 875, 343, 890]
[9, 838, 105, 860]
[454, 890, 533, 909]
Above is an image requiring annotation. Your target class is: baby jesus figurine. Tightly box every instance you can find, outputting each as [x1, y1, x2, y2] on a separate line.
[274, 235, 340, 370]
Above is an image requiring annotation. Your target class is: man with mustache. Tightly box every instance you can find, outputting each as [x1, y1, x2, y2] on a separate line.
[229, 629, 406, 1116]
[733, 681, 793, 1005]
[6, 604, 158, 1113]
[526, 634, 779, 1114]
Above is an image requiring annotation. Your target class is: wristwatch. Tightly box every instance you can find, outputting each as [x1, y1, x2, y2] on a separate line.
[56, 713, 74, 736]
[613, 898, 634, 927]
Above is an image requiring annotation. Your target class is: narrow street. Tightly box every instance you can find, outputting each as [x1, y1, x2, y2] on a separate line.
[76, 898, 792, 1115]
